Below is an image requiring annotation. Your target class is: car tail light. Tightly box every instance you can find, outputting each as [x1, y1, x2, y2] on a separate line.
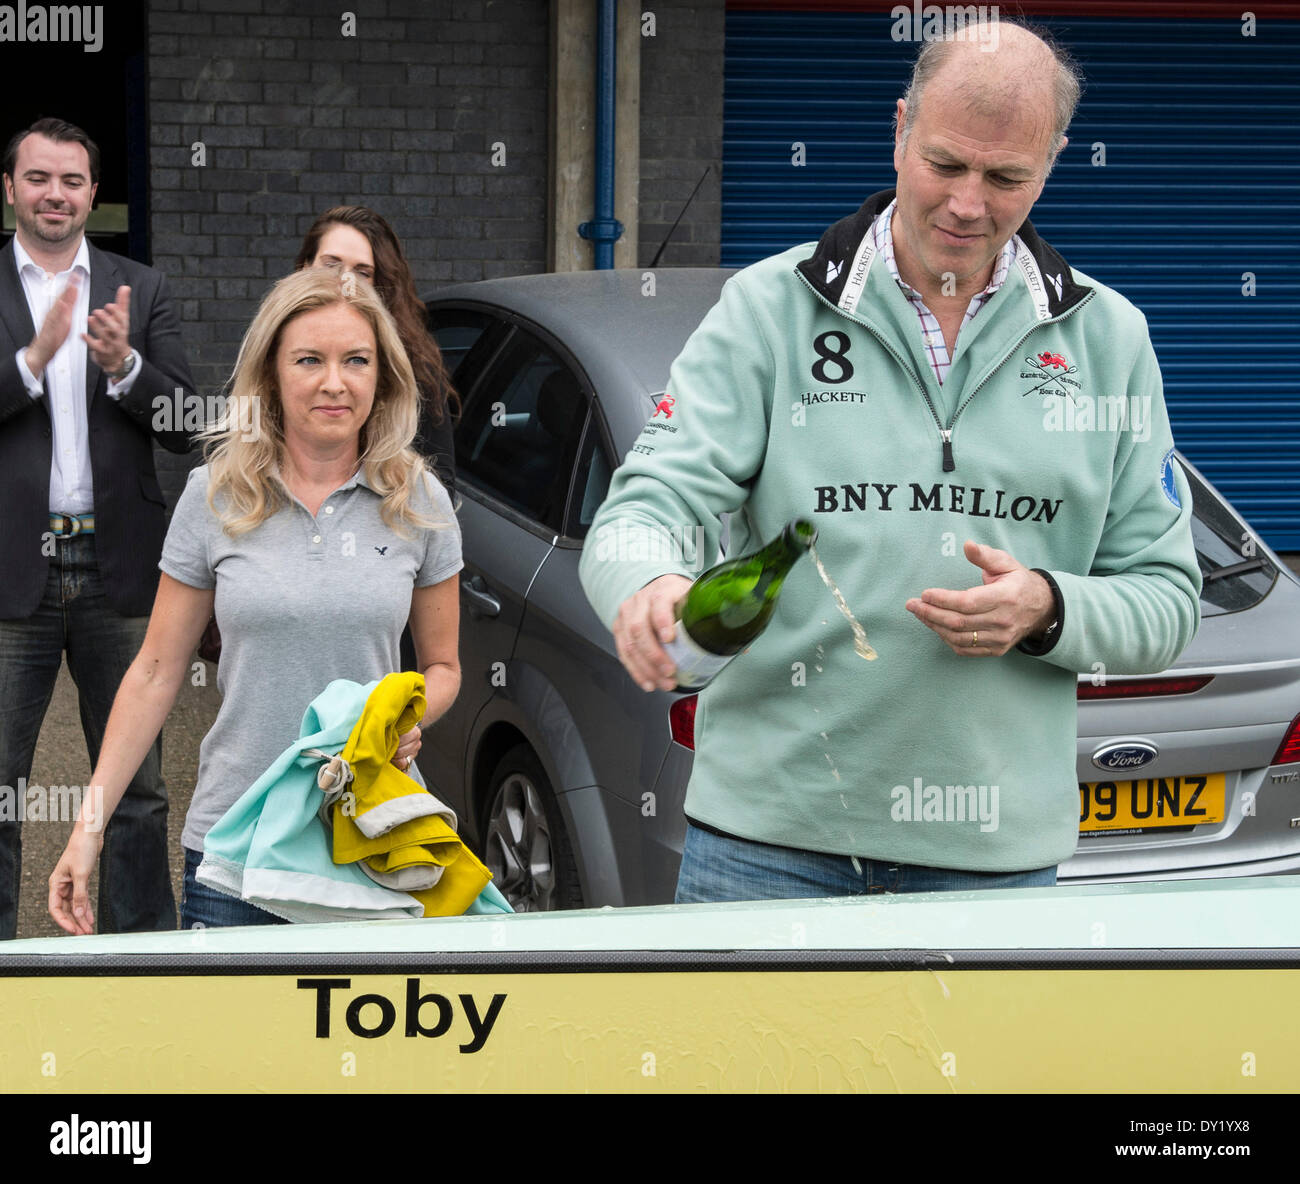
[669, 695, 697, 750]
[1273, 714, 1300, 765]
[1077, 675, 1213, 701]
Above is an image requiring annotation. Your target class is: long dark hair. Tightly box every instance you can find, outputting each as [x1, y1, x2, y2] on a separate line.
[295, 206, 456, 424]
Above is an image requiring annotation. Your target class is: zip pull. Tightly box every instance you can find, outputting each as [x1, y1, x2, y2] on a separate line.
[940, 429, 955, 472]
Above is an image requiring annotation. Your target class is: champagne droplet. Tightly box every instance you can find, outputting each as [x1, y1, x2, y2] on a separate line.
[810, 543, 879, 661]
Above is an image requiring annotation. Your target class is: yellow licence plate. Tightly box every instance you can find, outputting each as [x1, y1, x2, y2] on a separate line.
[1078, 774, 1227, 833]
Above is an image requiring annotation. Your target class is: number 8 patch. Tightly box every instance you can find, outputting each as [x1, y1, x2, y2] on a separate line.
[811, 331, 854, 384]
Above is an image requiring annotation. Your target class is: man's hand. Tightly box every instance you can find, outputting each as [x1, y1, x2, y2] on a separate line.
[905, 540, 1055, 656]
[612, 573, 693, 691]
[23, 275, 81, 380]
[84, 284, 132, 376]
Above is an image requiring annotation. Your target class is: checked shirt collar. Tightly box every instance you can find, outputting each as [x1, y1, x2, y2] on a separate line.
[872, 198, 1019, 387]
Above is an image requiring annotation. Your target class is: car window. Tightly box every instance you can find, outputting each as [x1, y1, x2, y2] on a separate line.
[568, 421, 613, 539]
[455, 328, 588, 533]
[1183, 459, 1277, 614]
[427, 309, 500, 390]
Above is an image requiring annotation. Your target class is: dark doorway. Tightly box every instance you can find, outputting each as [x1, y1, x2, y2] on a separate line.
[2, 2, 148, 260]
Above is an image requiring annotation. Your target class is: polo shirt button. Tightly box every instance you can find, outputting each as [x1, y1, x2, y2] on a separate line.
[325, 506, 334, 514]
[313, 534, 322, 543]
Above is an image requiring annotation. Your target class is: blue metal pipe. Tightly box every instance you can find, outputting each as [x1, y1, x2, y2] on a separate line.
[578, 0, 623, 269]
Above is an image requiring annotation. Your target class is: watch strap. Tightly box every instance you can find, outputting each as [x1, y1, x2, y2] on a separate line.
[1017, 568, 1064, 657]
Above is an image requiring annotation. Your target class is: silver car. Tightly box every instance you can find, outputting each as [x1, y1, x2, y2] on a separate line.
[419, 268, 1300, 910]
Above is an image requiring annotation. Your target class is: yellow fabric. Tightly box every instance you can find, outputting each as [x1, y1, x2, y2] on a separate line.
[408, 844, 494, 917]
[330, 672, 493, 916]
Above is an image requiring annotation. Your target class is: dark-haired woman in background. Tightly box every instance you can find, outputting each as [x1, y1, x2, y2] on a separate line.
[296, 206, 456, 491]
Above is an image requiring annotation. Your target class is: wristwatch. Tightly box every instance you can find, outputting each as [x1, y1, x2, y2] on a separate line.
[1018, 568, 1064, 657]
[107, 349, 138, 382]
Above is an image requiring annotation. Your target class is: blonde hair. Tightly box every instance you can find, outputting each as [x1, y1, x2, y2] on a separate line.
[199, 268, 445, 538]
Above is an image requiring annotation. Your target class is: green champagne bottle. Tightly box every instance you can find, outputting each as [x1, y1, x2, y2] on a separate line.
[663, 519, 818, 689]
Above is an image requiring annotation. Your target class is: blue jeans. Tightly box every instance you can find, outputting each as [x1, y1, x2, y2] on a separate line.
[0, 535, 175, 939]
[181, 847, 288, 929]
[674, 822, 1057, 903]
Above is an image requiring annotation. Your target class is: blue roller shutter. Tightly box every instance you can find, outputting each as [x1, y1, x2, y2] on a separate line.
[723, 8, 1300, 548]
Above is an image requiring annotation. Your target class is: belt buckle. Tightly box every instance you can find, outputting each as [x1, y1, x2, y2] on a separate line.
[51, 514, 82, 539]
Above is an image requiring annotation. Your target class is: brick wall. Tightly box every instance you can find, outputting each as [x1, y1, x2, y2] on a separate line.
[636, 0, 725, 268]
[147, 0, 550, 502]
[145, 0, 725, 504]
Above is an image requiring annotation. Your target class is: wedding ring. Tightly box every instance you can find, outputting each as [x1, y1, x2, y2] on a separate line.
[970, 631, 978, 648]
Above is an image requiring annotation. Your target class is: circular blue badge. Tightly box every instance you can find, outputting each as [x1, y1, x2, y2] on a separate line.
[1160, 448, 1180, 508]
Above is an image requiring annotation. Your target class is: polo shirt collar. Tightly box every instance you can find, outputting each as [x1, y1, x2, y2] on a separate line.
[342, 465, 378, 493]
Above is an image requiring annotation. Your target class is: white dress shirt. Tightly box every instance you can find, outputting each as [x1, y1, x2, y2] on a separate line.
[13, 236, 141, 514]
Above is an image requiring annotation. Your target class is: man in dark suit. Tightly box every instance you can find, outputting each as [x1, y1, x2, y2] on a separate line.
[0, 118, 195, 939]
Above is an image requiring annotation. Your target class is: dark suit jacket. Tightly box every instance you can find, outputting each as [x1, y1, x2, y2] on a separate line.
[0, 238, 196, 619]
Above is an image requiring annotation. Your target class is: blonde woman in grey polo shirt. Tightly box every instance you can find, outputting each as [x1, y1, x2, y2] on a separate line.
[48, 268, 463, 933]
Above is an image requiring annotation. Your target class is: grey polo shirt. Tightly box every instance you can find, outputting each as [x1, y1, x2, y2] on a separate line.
[160, 463, 462, 852]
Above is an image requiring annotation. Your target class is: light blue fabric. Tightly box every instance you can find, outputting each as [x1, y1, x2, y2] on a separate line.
[197, 678, 512, 922]
[465, 881, 513, 914]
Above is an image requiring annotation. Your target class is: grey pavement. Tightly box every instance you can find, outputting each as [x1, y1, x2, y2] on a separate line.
[11, 553, 1300, 941]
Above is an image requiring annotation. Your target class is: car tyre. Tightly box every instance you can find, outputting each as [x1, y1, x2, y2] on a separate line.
[482, 745, 583, 912]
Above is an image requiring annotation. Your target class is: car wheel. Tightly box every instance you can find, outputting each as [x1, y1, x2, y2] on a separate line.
[482, 745, 583, 912]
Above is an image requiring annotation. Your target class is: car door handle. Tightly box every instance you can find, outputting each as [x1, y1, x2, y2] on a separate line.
[461, 575, 501, 618]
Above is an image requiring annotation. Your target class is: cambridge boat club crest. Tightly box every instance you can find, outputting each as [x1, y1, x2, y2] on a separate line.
[1021, 350, 1082, 403]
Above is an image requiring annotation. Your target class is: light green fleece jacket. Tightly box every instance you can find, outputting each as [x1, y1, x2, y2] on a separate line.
[580, 191, 1201, 871]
